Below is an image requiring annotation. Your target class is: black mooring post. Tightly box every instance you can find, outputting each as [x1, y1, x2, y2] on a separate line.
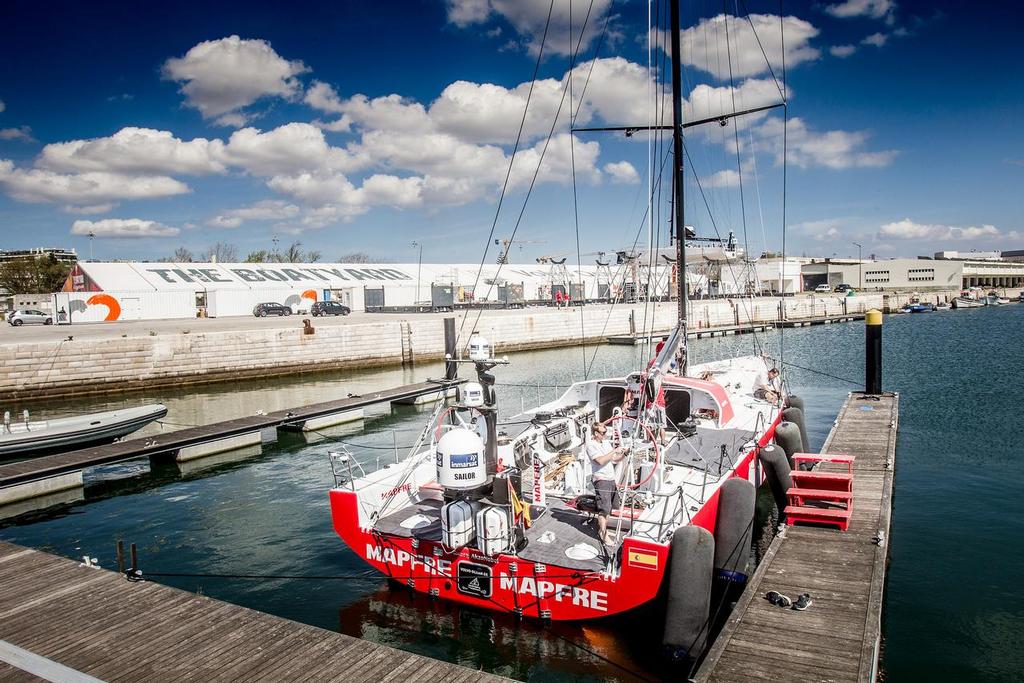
[865, 309, 882, 394]
[443, 317, 457, 380]
[116, 540, 125, 574]
[130, 543, 138, 572]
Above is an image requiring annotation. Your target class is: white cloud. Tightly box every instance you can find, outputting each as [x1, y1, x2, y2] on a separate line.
[604, 161, 639, 184]
[685, 78, 786, 125]
[0, 100, 5, 113]
[63, 204, 115, 215]
[359, 174, 424, 208]
[267, 171, 360, 207]
[206, 215, 242, 229]
[448, 0, 616, 57]
[162, 36, 309, 123]
[755, 117, 897, 169]
[446, 0, 491, 27]
[0, 126, 35, 142]
[0, 159, 190, 205]
[878, 219, 1002, 241]
[830, 45, 857, 58]
[304, 80, 345, 114]
[430, 78, 564, 144]
[825, 0, 896, 22]
[703, 169, 740, 188]
[792, 218, 844, 241]
[39, 127, 227, 175]
[338, 94, 433, 135]
[862, 32, 888, 47]
[669, 14, 820, 80]
[569, 57, 653, 129]
[71, 218, 180, 238]
[220, 123, 366, 176]
[312, 117, 352, 133]
[209, 199, 301, 227]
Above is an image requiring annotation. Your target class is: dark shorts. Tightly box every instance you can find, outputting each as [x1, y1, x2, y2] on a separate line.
[594, 478, 620, 516]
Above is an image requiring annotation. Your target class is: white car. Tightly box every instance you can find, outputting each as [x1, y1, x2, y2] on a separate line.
[8, 309, 53, 326]
[813, 284, 831, 293]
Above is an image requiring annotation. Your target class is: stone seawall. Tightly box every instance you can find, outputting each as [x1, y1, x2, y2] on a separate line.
[0, 291, 983, 401]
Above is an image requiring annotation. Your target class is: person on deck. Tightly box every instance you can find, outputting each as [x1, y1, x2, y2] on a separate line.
[754, 367, 781, 404]
[586, 421, 627, 545]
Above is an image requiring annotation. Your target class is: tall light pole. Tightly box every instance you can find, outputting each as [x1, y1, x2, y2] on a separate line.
[852, 242, 862, 290]
[88, 230, 95, 261]
[411, 241, 422, 303]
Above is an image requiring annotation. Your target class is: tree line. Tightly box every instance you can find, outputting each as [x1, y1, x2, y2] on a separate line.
[164, 243, 390, 264]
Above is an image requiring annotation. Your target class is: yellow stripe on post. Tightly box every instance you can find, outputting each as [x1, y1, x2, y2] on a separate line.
[866, 309, 883, 326]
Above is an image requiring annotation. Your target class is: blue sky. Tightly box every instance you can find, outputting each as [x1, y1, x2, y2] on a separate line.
[0, 0, 1020, 263]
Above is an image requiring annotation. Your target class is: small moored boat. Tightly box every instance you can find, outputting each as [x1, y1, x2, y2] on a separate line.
[0, 404, 168, 457]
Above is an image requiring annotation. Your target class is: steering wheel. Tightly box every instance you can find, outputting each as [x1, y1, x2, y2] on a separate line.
[595, 414, 661, 490]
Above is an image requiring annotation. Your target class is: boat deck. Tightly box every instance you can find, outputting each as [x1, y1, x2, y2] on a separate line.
[0, 540, 509, 682]
[375, 496, 609, 572]
[694, 391, 899, 683]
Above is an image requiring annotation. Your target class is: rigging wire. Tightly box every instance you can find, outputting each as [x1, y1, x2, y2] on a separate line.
[461, 0, 600, 348]
[455, 0, 556, 346]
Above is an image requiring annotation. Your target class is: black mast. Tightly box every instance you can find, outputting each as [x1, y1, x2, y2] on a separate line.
[669, 0, 687, 371]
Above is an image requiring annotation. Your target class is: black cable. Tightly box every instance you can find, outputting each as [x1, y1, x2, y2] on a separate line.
[779, 359, 860, 387]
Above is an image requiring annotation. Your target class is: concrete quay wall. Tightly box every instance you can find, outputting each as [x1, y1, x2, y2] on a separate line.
[0, 291, 977, 401]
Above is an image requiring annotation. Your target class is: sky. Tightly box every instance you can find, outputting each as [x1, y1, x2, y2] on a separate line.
[0, 0, 1021, 264]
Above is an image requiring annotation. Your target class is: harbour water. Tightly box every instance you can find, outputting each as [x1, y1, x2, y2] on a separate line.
[2, 305, 1022, 681]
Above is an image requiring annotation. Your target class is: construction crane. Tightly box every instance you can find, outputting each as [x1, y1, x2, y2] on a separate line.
[494, 238, 547, 264]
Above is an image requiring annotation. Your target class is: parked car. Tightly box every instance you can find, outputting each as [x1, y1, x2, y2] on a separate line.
[253, 302, 292, 317]
[813, 283, 831, 293]
[834, 283, 854, 293]
[8, 309, 53, 326]
[310, 301, 351, 317]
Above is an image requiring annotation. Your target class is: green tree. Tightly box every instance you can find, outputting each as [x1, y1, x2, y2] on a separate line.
[244, 250, 271, 263]
[0, 256, 74, 294]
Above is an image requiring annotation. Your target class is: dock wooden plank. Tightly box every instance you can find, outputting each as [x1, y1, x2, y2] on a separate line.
[695, 392, 899, 683]
[0, 541, 509, 683]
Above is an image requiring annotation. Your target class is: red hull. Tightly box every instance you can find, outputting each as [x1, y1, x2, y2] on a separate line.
[329, 413, 781, 621]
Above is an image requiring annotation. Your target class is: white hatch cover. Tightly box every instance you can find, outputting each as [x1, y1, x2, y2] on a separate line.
[399, 514, 434, 529]
[565, 543, 600, 560]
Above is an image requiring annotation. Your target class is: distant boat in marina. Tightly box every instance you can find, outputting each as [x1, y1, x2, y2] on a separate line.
[0, 404, 167, 458]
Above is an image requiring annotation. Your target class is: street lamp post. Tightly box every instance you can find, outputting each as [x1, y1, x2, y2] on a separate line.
[411, 241, 423, 304]
[852, 242, 863, 290]
[88, 231, 95, 261]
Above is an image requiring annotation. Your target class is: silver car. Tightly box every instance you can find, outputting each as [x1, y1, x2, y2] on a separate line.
[8, 309, 53, 326]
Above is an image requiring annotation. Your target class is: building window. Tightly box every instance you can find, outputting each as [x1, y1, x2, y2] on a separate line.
[865, 270, 890, 283]
[907, 267, 935, 282]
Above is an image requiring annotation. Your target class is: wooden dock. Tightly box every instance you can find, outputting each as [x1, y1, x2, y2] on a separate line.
[695, 391, 899, 683]
[607, 322, 772, 345]
[0, 380, 458, 506]
[0, 540, 508, 682]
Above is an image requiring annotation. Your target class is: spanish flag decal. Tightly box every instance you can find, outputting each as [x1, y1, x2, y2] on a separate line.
[627, 549, 659, 570]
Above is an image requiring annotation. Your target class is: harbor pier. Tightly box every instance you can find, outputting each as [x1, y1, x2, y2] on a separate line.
[0, 541, 509, 682]
[0, 380, 459, 515]
[694, 391, 900, 682]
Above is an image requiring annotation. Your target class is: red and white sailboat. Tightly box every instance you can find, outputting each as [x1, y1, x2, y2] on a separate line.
[329, 0, 791, 655]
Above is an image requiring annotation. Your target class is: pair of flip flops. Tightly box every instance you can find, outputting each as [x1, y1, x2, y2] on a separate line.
[765, 591, 812, 611]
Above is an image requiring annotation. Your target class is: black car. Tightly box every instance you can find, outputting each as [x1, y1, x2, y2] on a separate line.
[834, 283, 854, 293]
[253, 302, 292, 317]
[310, 301, 351, 317]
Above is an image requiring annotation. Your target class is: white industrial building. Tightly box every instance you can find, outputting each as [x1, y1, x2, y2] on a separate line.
[50, 254, 810, 323]
[801, 257, 1024, 291]
[55, 261, 616, 322]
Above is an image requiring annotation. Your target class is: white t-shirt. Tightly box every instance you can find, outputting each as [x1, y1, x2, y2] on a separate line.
[754, 370, 779, 394]
[586, 439, 617, 481]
